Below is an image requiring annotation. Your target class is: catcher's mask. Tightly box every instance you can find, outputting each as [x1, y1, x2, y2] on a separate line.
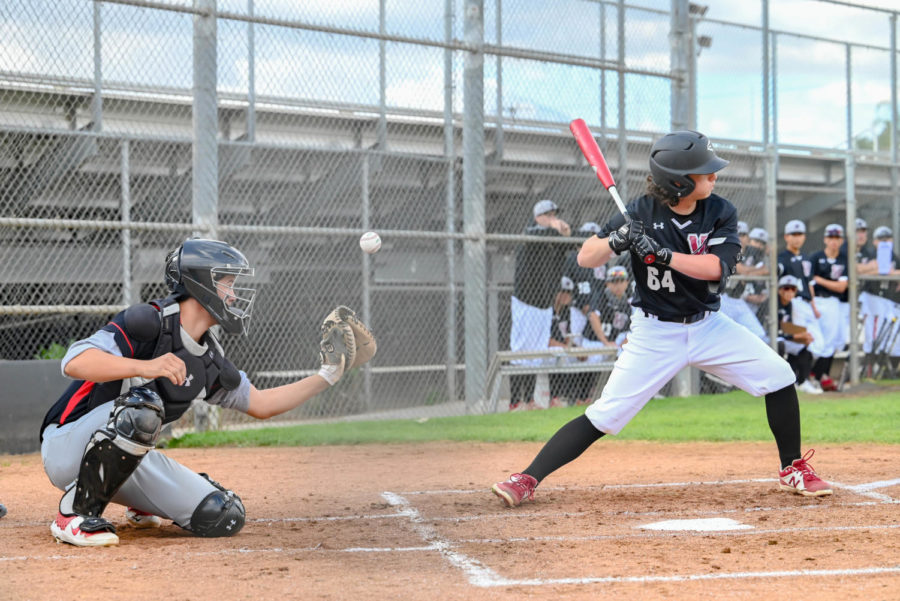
[165, 238, 255, 336]
[649, 130, 728, 199]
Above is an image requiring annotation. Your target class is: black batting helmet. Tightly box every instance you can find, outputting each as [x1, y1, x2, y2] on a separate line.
[165, 238, 255, 335]
[649, 130, 729, 198]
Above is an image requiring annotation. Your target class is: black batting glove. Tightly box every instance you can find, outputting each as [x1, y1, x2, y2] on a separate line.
[632, 234, 673, 266]
[607, 219, 644, 255]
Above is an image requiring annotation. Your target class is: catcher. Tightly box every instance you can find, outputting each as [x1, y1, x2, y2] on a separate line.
[39, 238, 376, 547]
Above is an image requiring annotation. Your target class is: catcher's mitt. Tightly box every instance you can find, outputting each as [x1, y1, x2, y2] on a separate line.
[323, 306, 377, 369]
[318, 314, 355, 385]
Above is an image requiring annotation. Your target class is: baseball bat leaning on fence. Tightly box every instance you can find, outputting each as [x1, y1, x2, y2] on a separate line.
[569, 118, 655, 265]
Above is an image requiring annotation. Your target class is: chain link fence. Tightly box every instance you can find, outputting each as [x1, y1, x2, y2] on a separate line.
[1, 0, 899, 430]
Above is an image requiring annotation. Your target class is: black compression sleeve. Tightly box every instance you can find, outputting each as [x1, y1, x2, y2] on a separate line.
[765, 384, 802, 469]
[523, 414, 605, 483]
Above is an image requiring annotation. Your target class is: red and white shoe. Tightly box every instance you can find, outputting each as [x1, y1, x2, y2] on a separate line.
[779, 450, 833, 497]
[51, 512, 119, 547]
[492, 473, 538, 507]
[125, 507, 162, 529]
[819, 376, 838, 392]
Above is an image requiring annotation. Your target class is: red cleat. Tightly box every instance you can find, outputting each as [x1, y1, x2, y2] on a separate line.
[779, 450, 833, 497]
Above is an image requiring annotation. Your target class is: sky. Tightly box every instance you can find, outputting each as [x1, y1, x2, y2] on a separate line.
[0, 0, 896, 150]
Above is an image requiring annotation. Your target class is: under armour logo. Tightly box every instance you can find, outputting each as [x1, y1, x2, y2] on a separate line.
[653, 222, 664, 230]
[182, 374, 194, 387]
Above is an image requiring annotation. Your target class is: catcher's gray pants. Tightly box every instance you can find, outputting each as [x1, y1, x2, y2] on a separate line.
[41, 400, 218, 528]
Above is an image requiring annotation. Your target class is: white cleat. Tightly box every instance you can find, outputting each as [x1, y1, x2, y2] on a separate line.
[125, 507, 163, 529]
[51, 513, 119, 547]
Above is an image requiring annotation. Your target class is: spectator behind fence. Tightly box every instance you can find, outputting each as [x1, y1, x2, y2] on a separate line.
[569, 265, 633, 406]
[843, 218, 877, 279]
[742, 228, 772, 325]
[777, 275, 821, 395]
[778, 220, 826, 380]
[509, 199, 571, 411]
[563, 222, 606, 351]
[547, 276, 576, 409]
[859, 226, 900, 358]
[809, 224, 849, 391]
[721, 226, 768, 340]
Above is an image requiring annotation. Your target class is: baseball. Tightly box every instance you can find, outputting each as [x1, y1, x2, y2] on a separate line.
[359, 231, 381, 254]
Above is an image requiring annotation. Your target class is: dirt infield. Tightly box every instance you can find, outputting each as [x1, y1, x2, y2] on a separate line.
[1, 440, 898, 600]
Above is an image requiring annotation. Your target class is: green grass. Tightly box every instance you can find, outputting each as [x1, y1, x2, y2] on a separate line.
[166, 386, 900, 449]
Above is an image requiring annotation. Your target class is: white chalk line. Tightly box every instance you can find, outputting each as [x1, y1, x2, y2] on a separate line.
[383, 482, 900, 589]
[454, 522, 900, 545]
[479, 566, 900, 587]
[380, 491, 501, 587]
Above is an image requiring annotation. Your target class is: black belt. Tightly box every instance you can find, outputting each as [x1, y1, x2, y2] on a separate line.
[642, 310, 710, 324]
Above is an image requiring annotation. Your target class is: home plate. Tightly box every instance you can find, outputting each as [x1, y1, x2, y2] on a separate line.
[638, 518, 753, 531]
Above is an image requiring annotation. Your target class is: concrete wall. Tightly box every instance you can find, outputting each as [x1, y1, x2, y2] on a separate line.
[0, 360, 68, 454]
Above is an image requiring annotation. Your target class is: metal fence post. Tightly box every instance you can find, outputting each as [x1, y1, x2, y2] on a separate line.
[192, 0, 219, 431]
[766, 146, 779, 349]
[846, 153, 860, 385]
[670, 0, 690, 131]
[463, 0, 487, 411]
[444, 0, 458, 404]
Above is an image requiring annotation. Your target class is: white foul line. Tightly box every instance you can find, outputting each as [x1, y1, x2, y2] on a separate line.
[480, 566, 900, 587]
[380, 491, 502, 588]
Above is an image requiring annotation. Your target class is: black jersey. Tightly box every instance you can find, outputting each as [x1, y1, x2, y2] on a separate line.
[777, 250, 813, 302]
[563, 249, 605, 311]
[841, 240, 876, 266]
[589, 288, 632, 341]
[513, 223, 568, 309]
[809, 250, 849, 301]
[550, 304, 571, 344]
[599, 194, 741, 318]
[777, 298, 799, 342]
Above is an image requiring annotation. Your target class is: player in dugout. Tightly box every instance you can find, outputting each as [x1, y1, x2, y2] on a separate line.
[492, 130, 832, 508]
[39, 238, 375, 547]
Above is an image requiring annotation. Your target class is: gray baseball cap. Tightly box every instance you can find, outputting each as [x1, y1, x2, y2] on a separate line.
[856, 217, 868, 230]
[874, 226, 893, 240]
[778, 275, 802, 289]
[749, 227, 768, 243]
[560, 275, 575, 291]
[824, 223, 844, 238]
[578, 221, 601, 234]
[737, 221, 749, 235]
[784, 219, 806, 235]
[533, 199, 559, 218]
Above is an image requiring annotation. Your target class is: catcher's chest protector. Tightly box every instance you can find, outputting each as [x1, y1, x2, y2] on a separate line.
[145, 298, 241, 423]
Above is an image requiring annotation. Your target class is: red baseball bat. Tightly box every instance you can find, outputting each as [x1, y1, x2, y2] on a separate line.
[569, 118, 655, 264]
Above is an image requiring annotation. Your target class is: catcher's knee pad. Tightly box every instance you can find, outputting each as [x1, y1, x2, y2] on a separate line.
[189, 489, 245, 537]
[67, 387, 164, 517]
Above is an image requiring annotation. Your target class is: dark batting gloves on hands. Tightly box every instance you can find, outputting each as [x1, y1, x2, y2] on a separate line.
[608, 219, 644, 255]
[632, 234, 673, 266]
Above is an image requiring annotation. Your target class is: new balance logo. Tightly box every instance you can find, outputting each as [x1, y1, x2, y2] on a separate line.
[786, 472, 804, 489]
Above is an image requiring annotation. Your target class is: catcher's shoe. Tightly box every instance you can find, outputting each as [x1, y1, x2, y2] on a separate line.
[492, 473, 538, 507]
[0, 503, 6, 519]
[51, 512, 119, 547]
[125, 507, 162, 529]
[779, 450, 833, 497]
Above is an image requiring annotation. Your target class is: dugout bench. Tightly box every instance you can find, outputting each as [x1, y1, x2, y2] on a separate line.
[485, 347, 618, 413]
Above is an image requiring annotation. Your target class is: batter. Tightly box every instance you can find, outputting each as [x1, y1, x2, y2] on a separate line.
[492, 130, 832, 506]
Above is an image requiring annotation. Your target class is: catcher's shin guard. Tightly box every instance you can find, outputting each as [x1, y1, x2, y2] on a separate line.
[61, 387, 165, 518]
[188, 488, 246, 537]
